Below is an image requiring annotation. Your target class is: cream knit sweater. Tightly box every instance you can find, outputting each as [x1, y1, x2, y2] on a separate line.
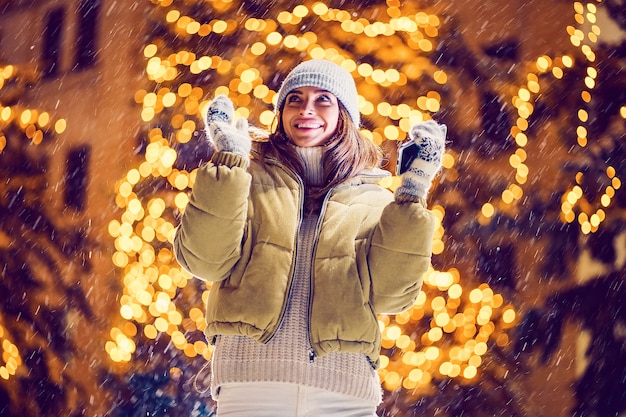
[211, 146, 382, 404]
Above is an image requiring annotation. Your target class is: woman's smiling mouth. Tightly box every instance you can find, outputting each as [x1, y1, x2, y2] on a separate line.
[295, 122, 324, 129]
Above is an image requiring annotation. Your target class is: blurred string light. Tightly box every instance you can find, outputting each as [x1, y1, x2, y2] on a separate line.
[378, 268, 516, 392]
[480, 0, 623, 234]
[0, 324, 22, 381]
[0, 65, 67, 154]
[108, 0, 516, 392]
[560, 0, 622, 234]
[106, 132, 210, 362]
[0, 65, 66, 379]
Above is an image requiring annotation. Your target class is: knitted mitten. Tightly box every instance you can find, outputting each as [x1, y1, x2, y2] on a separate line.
[395, 120, 447, 202]
[204, 95, 251, 157]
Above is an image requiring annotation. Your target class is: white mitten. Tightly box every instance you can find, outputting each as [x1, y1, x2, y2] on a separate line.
[204, 95, 251, 158]
[395, 120, 447, 202]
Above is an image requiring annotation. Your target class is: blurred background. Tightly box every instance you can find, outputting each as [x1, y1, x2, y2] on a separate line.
[0, 0, 625, 416]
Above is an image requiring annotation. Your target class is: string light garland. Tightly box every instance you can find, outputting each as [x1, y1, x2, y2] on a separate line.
[561, 0, 623, 234]
[479, 0, 623, 234]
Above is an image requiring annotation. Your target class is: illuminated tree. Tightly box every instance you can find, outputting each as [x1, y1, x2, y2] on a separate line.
[0, 64, 96, 416]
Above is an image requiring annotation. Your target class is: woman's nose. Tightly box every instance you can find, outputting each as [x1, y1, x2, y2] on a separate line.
[299, 99, 315, 114]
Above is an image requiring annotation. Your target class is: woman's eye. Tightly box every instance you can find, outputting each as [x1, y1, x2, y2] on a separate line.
[286, 95, 301, 103]
[317, 94, 333, 103]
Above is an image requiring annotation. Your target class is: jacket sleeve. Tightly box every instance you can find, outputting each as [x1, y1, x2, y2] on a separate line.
[368, 199, 437, 314]
[173, 151, 251, 282]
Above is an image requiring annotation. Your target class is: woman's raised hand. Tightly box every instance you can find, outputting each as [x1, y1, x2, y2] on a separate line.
[204, 95, 252, 157]
[395, 120, 447, 202]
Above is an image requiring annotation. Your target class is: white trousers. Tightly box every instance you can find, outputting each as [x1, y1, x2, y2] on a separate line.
[216, 382, 379, 417]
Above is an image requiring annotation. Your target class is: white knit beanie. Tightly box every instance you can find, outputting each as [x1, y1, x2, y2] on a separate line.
[275, 60, 360, 127]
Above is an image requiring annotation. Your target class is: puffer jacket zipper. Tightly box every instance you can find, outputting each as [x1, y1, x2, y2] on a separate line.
[261, 161, 305, 345]
[306, 189, 333, 362]
[306, 177, 386, 360]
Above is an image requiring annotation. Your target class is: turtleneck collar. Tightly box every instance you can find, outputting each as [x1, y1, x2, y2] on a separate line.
[293, 146, 324, 186]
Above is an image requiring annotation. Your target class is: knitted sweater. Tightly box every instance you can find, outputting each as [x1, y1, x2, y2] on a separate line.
[211, 146, 382, 404]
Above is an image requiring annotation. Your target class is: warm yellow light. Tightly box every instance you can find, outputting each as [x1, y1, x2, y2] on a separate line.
[383, 125, 399, 140]
[511, 132, 526, 147]
[424, 346, 440, 360]
[358, 63, 373, 77]
[0, 106, 11, 121]
[481, 203, 495, 218]
[463, 365, 478, 379]
[379, 355, 389, 370]
[384, 371, 401, 389]
[166, 9, 180, 23]
[54, 119, 67, 133]
[240, 68, 257, 83]
[385, 325, 402, 340]
[428, 327, 443, 342]
[266, 31, 282, 45]
[502, 308, 516, 324]
[37, 111, 50, 127]
[144, 44, 158, 58]
[292, 4, 308, 17]
[312, 2, 328, 16]
[213, 20, 227, 34]
[469, 288, 483, 303]
[536, 56, 551, 72]
[434, 312, 450, 327]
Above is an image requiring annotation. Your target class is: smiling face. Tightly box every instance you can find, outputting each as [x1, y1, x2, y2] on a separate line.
[280, 86, 340, 147]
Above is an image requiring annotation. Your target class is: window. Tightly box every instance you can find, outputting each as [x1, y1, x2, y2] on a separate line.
[74, 0, 101, 70]
[64, 145, 90, 211]
[42, 8, 65, 78]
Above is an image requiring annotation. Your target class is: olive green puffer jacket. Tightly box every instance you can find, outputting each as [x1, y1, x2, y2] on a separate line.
[173, 150, 437, 366]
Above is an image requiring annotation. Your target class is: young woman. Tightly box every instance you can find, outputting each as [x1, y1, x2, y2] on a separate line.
[173, 59, 446, 416]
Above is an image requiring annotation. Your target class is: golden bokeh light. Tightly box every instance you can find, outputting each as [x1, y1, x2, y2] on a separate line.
[0, 325, 22, 381]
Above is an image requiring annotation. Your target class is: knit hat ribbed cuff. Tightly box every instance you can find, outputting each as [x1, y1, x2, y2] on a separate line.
[275, 60, 360, 127]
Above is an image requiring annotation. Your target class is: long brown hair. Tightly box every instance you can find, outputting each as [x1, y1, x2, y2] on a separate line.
[256, 105, 382, 198]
